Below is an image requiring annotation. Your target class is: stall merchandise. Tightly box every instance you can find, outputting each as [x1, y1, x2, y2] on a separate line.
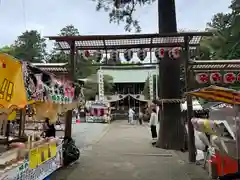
[85, 101, 111, 123]
[0, 143, 62, 180]
[187, 85, 240, 177]
[181, 99, 209, 118]
[0, 53, 81, 180]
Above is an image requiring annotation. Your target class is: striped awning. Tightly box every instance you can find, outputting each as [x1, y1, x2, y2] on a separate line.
[187, 86, 240, 105]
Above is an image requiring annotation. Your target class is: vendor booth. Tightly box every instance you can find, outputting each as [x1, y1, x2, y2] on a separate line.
[187, 85, 240, 178]
[0, 53, 81, 180]
[85, 101, 111, 123]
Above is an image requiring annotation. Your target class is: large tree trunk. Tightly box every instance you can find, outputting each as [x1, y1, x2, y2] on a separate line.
[156, 0, 185, 150]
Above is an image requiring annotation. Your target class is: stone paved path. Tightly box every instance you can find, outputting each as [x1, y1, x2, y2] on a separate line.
[51, 120, 210, 180]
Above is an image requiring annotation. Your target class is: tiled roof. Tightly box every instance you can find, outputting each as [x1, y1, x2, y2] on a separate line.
[32, 63, 68, 73]
[189, 60, 240, 71]
[47, 32, 212, 53]
[38, 67, 68, 72]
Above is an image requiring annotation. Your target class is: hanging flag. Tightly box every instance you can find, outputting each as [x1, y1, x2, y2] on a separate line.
[0, 53, 27, 113]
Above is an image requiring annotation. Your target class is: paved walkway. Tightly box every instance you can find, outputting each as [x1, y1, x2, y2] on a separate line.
[52, 120, 209, 180]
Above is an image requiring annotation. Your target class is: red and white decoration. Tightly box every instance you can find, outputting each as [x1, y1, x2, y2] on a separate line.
[79, 50, 90, 59]
[168, 47, 181, 59]
[90, 108, 108, 116]
[210, 72, 222, 84]
[155, 48, 165, 60]
[137, 48, 147, 61]
[123, 49, 133, 61]
[223, 72, 236, 84]
[94, 50, 103, 62]
[237, 73, 240, 82]
[195, 73, 208, 84]
[110, 50, 119, 62]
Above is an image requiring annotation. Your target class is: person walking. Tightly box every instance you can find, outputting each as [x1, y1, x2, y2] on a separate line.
[149, 108, 158, 145]
[138, 108, 143, 125]
[128, 107, 135, 124]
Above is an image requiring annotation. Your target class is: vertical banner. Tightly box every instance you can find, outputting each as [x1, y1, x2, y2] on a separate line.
[0, 53, 27, 110]
[98, 69, 104, 101]
[149, 73, 154, 100]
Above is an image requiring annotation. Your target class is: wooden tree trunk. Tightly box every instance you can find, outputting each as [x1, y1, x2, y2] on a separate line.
[156, 55, 185, 150]
[156, 0, 185, 150]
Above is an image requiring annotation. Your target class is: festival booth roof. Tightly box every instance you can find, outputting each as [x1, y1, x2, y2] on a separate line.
[189, 87, 239, 159]
[187, 86, 240, 105]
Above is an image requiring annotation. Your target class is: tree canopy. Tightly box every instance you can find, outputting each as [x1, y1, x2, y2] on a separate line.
[48, 24, 80, 63]
[94, 0, 155, 32]
[1, 30, 47, 62]
[201, 0, 240, 60]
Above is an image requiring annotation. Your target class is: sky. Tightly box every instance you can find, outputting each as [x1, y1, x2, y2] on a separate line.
[0, 0, 232, 49]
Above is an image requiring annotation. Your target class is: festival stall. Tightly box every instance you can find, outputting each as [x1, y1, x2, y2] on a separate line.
[187, 85, 240, 178]
[85, 101, 111, 123]
[0, 53, 81, 180]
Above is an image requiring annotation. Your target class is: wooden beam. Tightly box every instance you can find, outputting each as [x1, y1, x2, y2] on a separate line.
[46, 31, 212, 42]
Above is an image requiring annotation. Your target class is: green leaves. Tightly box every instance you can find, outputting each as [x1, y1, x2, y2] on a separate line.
[1, 30, 47, 62]
[59, 24, 80, 36]
[201, 0, 240, 60]
[94, 0, 155, 32]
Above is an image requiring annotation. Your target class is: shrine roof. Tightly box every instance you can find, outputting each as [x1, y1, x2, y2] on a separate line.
[100, 66, 158, 83]
[189, 59, 240, 71]
[47, 32, 212, 53]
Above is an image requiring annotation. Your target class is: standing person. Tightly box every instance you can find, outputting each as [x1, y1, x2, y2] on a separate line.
[150, 108, 158, 145]
[138, 108, 143, 125]
[128, 107, 135, 124]
[44, 118, 56, 137]
[74, 108, 79, 119]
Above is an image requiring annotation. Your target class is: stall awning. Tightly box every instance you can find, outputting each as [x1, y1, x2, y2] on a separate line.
[187, 86, 240, 105]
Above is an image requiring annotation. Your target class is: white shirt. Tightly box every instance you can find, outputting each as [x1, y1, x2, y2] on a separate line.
[150, 112, 158, 126]
[156, 106, 159, 119]
[128, 108, 134, 117]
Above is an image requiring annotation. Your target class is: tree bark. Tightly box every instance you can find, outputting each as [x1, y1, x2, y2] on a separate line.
[156, 0, 185, 150]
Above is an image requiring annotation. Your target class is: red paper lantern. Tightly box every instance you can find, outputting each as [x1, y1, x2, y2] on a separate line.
[84, 50, 90, 58]
[169, 47, 181, 59]
[79, 50, 90, 59]
[155, 48, 165, 60]
[237, 73, 240, 82]
[223, 72, 236, 84]
[195, 73, 208, 84]
[210, 72, 222, 84]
